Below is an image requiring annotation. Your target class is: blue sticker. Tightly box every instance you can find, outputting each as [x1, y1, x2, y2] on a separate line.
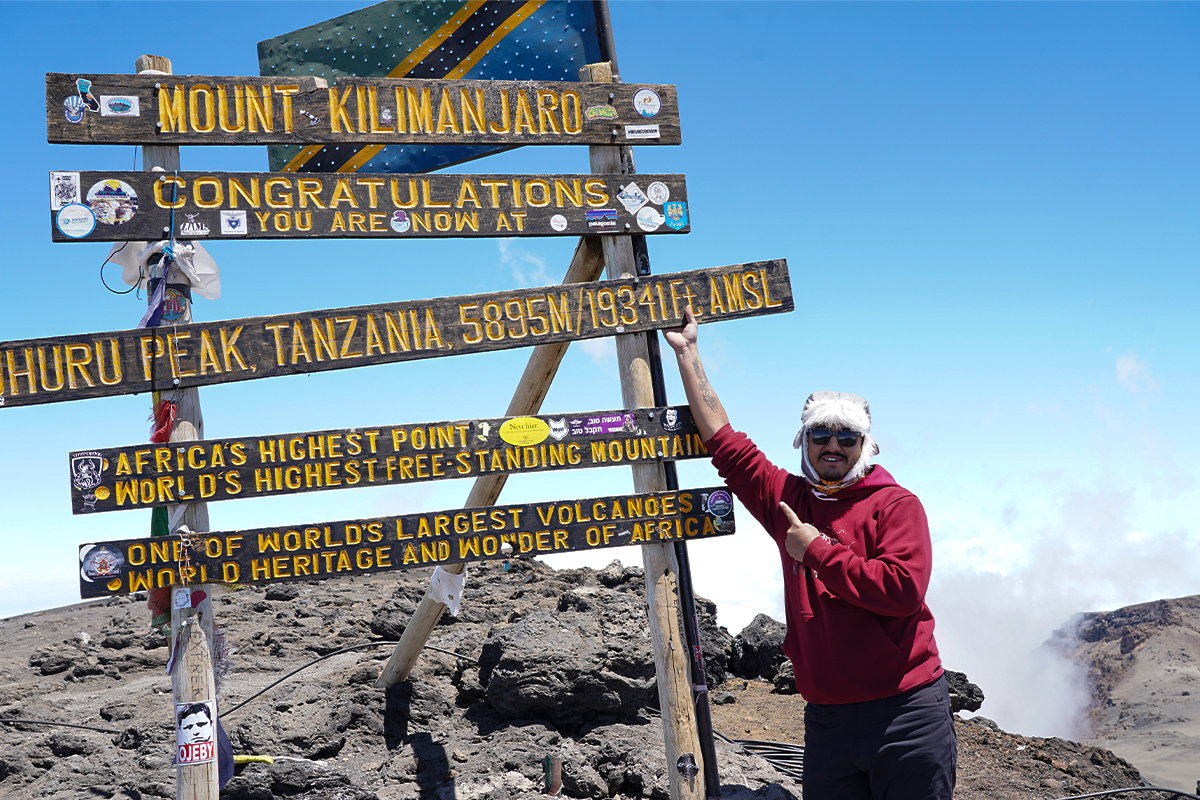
[63, 95, 85, 124]
[585, 209, 618, 231]
[56, 203, 96, 238]
[664, 201, 688, 230]
[390, 210, 410, 233]
[706, 490, 733, 518]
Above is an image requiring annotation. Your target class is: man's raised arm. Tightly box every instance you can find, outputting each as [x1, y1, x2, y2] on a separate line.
[663, 306, 729, 441]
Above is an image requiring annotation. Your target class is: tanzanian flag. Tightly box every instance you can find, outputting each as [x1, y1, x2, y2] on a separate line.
[258, 0, 605, 174]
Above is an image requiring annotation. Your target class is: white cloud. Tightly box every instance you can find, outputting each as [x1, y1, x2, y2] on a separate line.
[578, 337, 616, 366]
[1115, 353, 1160, 396]
[497, 240, 553, 287]
[929, 480, 1199, 739]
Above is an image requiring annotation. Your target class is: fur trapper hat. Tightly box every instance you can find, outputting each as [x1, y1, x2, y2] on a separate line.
[792, 391, 880, 488]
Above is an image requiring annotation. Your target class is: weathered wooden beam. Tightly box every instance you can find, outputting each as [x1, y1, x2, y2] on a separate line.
[76, 486, 737, 598]
[132, 52, 218, 800]
[68, 405, 707, 515]
[48, 170, 690, 242]
[47, 73, 680, 146]
[0, 261, 791, 408]
[583, 60, 705, 800]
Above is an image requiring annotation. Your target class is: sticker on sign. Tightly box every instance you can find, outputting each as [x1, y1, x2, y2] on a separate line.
[624, 124, 661, 139]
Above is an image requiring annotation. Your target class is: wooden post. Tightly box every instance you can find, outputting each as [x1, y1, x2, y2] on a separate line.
[581, 60, 705, 800]
[375, 236, 605, 688]
[136, 53, 218, 800]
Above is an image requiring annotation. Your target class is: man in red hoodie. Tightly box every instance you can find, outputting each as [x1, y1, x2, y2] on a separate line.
[665, 308, 956, 800]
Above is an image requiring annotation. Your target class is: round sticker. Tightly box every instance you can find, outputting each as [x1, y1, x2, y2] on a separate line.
[86, 179, 138, 225]
[80, 544, 125, 582]
[499, 417, 550, 446]
[550, 214, 568, 232]
[647, 182, 670, 205]
[390, 211, 410, 233]
[161, 287, 188, 322]
[56, 203, 96, 238]
[636, 206, 664, 232]
[706, 490, 733, 518]
[633, 88, 661, 119]
[63, 95, 85, 124]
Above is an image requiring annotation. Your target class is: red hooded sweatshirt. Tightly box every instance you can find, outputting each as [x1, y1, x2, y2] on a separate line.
[707, 424, 942, 705]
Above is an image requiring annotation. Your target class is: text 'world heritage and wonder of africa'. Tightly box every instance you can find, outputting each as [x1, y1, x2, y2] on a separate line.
[77, 487, 738, 598]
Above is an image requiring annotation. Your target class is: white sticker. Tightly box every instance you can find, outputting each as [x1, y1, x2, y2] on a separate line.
[624, 124, 660, 140]
[646, 182, 670, 205]
[56, 203, 96, 238]
[179, 214, 210, 237]
[617, 183, 650, 214]
[637, 206, 664, 232]
[550, 214, 568, 232]
[390, 210, 411, 232]
[220, 210, 247, 235]
[633, 88, 661, 119]
[99, 96, 140, 117]
[173, 587, 192, 610]
[176, 700, 217, 765]
[49, 172, 81, 210]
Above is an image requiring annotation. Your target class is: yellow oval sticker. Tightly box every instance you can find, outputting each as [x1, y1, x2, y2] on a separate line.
[499, 417, 550, 446]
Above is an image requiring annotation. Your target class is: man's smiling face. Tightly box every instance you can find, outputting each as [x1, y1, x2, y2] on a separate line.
[806, 427, 864, 483]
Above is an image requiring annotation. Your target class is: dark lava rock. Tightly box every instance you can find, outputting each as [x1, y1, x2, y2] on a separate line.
[264, 584, 300, 602]
[48, 732, 94, 756]
[693, 594, 734, 686]
[221, 760, 376, 800]
[370, 597, 416, 639]
[479, 608, 654, 727]
[101, 633, 135, 649]
[772, 660, 797, 694]
[946, 669, 985, 713]
[732, 614, 788, 681]
[29, 650, 75, 676]
[143, 629, 169, 650]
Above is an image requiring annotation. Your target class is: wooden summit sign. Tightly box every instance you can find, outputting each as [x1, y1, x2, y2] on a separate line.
[68, 405, 708, 514]
[0, 260, 791, 409]
[48, 170, 690, 242]
[47, 73, 681, 147]
[77, 486, 737, 598]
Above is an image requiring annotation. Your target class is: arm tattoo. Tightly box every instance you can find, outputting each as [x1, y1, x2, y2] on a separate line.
[691, 357, 720, 413]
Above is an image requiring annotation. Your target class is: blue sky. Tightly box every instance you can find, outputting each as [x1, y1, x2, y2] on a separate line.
[0, 1, 1197, 738]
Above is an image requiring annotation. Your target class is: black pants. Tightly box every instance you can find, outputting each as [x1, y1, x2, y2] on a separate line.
[802, 675, 957, 800]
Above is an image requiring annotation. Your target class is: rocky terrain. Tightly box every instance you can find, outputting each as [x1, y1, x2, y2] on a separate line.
[1049, 593, 1200, 792]
[0, 558, 1180, 800]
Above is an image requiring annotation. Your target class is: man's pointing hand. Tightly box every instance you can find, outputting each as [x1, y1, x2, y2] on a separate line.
[780, 501, 821, 562]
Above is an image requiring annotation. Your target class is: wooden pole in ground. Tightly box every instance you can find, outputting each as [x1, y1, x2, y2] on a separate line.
[375, 236, 605, 688]
[136, 53, 218, 800]
[581, 60, 705, 800]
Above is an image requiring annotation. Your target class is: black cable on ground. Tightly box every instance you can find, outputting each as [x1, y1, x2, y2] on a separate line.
[1, 640, 477, 737]
[220, 640, 477, 719]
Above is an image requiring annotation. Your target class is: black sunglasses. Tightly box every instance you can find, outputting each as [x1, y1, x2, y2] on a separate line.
[809, 428, 862, 448]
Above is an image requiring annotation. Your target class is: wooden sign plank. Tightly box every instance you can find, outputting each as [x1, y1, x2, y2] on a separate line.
[68, 406, 708, 514]
[48, 171, 690, 242]
[47, 74, 681, 147]
[0, 260, 791, 409]
[77, 486, 738, 598]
